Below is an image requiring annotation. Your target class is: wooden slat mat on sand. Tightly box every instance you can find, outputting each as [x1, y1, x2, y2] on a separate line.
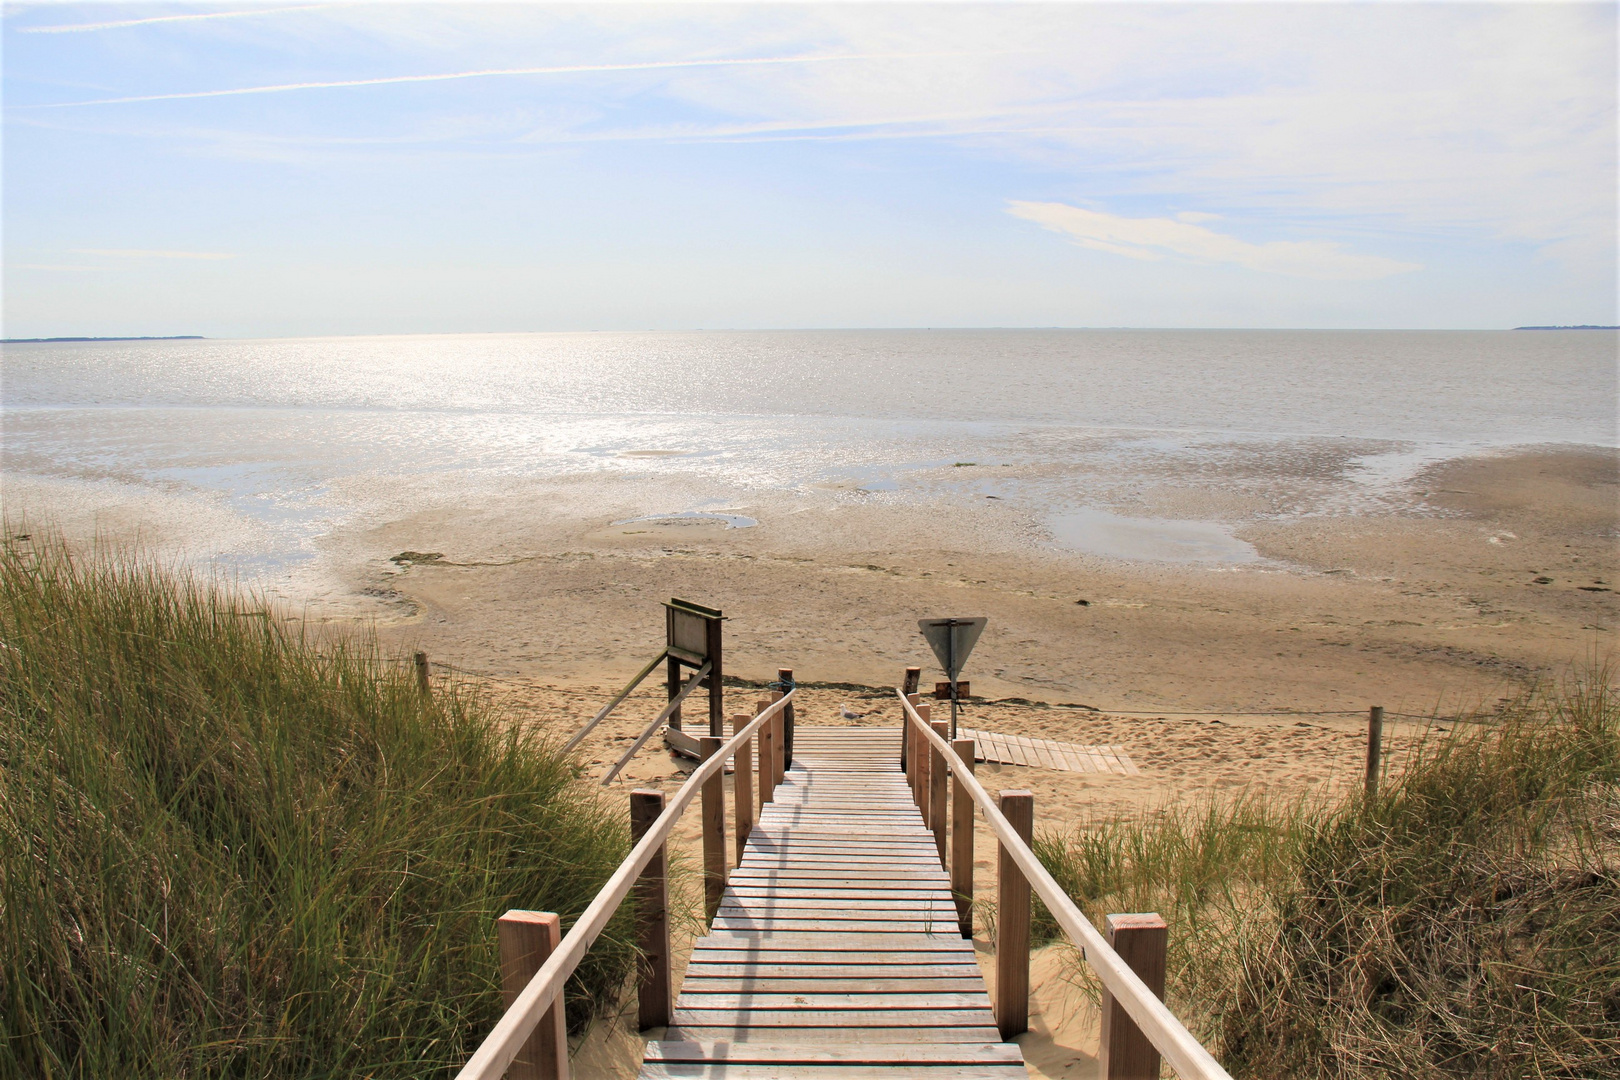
[958, 727, 1139, 775]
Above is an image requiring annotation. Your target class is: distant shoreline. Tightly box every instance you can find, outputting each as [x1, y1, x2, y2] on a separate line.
[1, 335, 205, 344]
[1513, 325, 1618, 331]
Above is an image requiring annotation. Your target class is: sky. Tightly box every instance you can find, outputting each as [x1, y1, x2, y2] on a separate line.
[2, 1, 1616, 336]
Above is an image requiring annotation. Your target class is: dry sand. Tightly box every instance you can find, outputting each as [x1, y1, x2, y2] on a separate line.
[357, 446, 1615, 1077]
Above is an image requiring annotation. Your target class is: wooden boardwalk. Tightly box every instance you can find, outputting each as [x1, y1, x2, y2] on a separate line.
[639, 726, 1026, 1078]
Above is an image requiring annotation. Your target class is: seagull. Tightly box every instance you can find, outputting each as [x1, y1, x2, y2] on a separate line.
[840, 705, 867, 720]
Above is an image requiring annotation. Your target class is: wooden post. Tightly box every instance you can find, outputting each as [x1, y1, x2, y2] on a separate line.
[951, 737, 976, 938]
[901, 689, 919, 773]
[705, 615, 724, 737]
[700, 735, 726, 924]
[630, 790, 671, 1030]
[758, 699, 776, 807]
[920, 705, 933, 806]
[929, 720, 949, 866]
[903, 666, 921, 698]
[414, 651, 431, 696]
[1365, 705, 1385, 798]
[498, 910, 569, 1080]
[731, 714, 754, 863]
[666, 653, 684, 732]
[778, 668, 795, 767]
[769, 692, 787, 790]
[995, 790, 1033, 1039]
[1099, 913, 1168, 1080]
[914, 717, 932, 812]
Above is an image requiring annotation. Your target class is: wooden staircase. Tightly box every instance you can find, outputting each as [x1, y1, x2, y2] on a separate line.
[638, 727, 1026, 1077]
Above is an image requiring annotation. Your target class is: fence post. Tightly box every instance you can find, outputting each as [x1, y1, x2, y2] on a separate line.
[414, 651, 431, 696]
[700, 735, 726, 924]
[778, 668, 795, 767]
[731, 714, 754, 863]
[914, 711, 932, 812]
[912, 702, 931, 807]
[929, 720, 949, 865]
[951, 737, 976, 938]
[630, 790, 671, 1029]
[995, 790, 1033, 1039]
[1099, 913, 1168, 1080]
[903, 666, 921, 698]
[901, 688, 920, 772]
[772, 700, 787, 790]
[758, 699, 776, 807]
[1365, 705, 1385, 798]
[497, 911, 568, 1080]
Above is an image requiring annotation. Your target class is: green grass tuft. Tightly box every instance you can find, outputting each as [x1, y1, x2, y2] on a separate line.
[1037, 674, 1620, 1078]
[0, 533, 633, 1079]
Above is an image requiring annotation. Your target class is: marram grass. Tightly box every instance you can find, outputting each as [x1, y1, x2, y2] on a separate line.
[0, 533, 632, 1079]
[1037, 674, 1619, 1079]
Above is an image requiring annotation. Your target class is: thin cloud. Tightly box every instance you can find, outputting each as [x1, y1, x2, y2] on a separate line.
[1007, 201, 1421, 281]
[18, 5, 330, 34]
[29, 52, 975, 109]
[73, 248, 237, 260]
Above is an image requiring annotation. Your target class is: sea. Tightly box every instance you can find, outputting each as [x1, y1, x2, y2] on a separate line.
[2, 330, 1615, 584]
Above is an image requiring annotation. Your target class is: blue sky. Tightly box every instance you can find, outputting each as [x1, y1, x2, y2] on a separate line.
[3, 2, 1615, 336]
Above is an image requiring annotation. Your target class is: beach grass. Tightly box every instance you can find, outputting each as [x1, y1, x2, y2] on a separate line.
[0, 533, 633, 1079]
[1036, 673, 1619, 1078]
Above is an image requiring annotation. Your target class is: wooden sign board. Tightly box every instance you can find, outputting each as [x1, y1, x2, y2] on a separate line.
[663, 598, 724, 741]
[665, 598, 720, 665]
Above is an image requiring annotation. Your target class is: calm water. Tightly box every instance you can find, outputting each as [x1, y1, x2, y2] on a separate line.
[3, 330, 1615, 573]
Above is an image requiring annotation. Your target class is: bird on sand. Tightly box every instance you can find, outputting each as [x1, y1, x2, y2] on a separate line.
[840, 704, 866, 719]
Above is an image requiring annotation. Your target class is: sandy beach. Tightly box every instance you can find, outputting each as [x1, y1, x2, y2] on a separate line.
[347, 444, 1615, 1077]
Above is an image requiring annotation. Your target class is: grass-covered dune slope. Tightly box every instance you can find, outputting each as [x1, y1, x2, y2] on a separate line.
[1037, 673, 1620, 1078]
[0, 535, 631, 1079]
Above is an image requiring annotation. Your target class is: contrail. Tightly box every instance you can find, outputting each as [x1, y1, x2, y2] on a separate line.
[28, 52, 963, 108]
[18, 5, 330, 34]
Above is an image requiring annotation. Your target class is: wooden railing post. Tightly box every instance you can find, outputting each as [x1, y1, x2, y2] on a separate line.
[699, 735, 726, 924]
[901, 688, 919, 772]
[630, 790, 671, 1030]
[950, 737, 976, 938]
[731, 714, 754, 863]
[771, 696, 787, 790]
[757, 699, 776, 807]
[1099, 913, 1169, 1080]
[912, 702, 931, 807]
[995, 789, 1033, 1039]
[1365, 705, 1385, 798]
[929, 719, 949, 865]
[414, 651, 431, 696]
[497, 911, 568, 1080]
[903, 666, 921, 698]
[778, 668, 795, 767]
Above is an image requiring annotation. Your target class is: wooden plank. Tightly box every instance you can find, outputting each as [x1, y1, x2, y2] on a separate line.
[678, 978, 986, 993]
[645, 1041, 1023, 1063]
[669, 1008, 996, 1028]
[640, 1064, 1028, 1079]
[683, 963, 980, 978]
[665, 1026, 1003, 1046]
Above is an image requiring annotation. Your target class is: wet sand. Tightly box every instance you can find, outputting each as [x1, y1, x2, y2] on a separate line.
[363, 445, 1614, 1077]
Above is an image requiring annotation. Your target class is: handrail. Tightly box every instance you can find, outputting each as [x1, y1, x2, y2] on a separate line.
[561, 648, 668, 754]
[455, 687, 796, 1080]
[898, 691, 1233, 1080]
[600, 660, 712, 784]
